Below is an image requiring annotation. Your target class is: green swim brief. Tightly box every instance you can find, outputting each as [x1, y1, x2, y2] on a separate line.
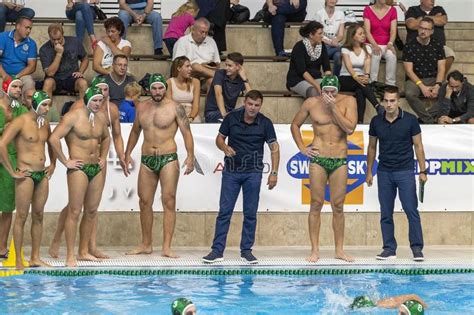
[24, 170, 47, 185]
[141, 153, 178, 174]
[68, 163, 102, 182]
[310, 156, 347, 175]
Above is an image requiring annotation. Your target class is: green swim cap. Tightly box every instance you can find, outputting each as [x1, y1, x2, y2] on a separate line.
[31, 90, 50, 112]
[350, 296, 376, 309]
[84, 86, 103, 108]
[171, 298, 194, 315]
[91, 76, 108, 88]
[320, 75, 340, 92]
[400, 300, 424, 315]
[149, 73, 167, 90]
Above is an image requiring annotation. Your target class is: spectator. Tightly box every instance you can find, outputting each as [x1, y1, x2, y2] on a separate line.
[286, 21, 331, 98]
[173, 18, 220, 90]
[429, 70, 474, 124]
[195, 0, 231, 54]
[204, 52, 250, 123]
[264, 0, 308, 57]
[39, 24, 89, 103]
[403, 17, 446, 124]
[166, 56, 201, 123]
[363, 0, 397, 86]
[314, 0, 344, 76]
[65, 0, 98, 49]
[118, 0, 163, 56]
[119, 81, 142, 123]
[103, 54, 136, 105]
[163, 1, 198, 55]
[0, 0, 35, 32]
[0, 17, 37, 92]
[339, 24, 383, 123]
[405, 0, 455, 73]
[93, 17, 131, 75]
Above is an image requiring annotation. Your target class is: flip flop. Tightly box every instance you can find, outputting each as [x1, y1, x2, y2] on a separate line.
[0, 249, 8, 259]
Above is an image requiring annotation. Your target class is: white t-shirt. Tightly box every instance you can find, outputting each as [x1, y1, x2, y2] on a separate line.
[172, 33, 221, 64]
[314, 9, 345, 41]
[98, 38, 132, 69]
[340, 46, 372, 76]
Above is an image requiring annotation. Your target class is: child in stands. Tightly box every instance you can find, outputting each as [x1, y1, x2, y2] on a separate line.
[163, 1, 199, 55]
[119, 81, 142, 123]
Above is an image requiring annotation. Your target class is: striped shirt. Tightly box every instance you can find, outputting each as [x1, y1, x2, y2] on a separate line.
[125, 0, 147, 10]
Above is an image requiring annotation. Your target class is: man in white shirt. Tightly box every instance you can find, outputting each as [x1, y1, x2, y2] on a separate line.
[172, 18, 220, 89]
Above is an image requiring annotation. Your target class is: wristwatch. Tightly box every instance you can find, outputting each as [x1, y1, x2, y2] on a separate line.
[419, 170, 428, 175]
[270, 171, 278, 176]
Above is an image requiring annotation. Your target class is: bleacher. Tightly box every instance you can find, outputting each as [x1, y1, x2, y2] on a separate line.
[4, 17, 474, 124]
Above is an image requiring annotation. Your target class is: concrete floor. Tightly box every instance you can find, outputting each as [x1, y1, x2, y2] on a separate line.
[3, 245, 472, 268]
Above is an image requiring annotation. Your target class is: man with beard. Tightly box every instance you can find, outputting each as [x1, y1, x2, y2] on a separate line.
[124, 74, 195, 257]
[0, 76, 28, 259]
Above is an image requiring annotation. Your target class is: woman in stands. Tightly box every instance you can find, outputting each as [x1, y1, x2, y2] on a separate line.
[314, 0, 345, 76]
[363, 0, 398, 86]
[166, 56, 201, 122]
[65, 0, 98, 49]
[93, 17, 132, 75]
[286, 21, 331, 99]
[339, 24, 383, 123]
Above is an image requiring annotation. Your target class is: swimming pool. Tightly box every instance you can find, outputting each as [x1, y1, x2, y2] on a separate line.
[1, 268, 472, 314]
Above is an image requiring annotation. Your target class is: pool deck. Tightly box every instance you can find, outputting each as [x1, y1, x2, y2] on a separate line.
[3, 246, 472, 268]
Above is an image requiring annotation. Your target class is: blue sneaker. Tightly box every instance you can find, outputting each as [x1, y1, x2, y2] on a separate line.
[376, 250, 396, 260]
[202, 251, 223, 264]
[241, 251, 258, 264]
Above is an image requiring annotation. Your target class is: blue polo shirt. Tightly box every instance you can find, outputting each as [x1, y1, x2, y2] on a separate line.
[369, 109, 421, 172]
[205, 69, 246, 115]
[0, 30, 37, 76]
[219, 107, 277, 173]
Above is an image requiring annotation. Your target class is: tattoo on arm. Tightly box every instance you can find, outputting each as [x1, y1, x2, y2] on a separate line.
[176, 104, 190, 129]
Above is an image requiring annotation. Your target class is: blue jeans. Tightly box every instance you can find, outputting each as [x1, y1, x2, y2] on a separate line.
[211, 171, 263, 255]
[65, 3, 96, 42]
[0, 4, 35, 32]
[265, 0, 307, 55]
[326, 45, 342, 76]
[118, 9, 163, 50]
[377, 170, 424, 254]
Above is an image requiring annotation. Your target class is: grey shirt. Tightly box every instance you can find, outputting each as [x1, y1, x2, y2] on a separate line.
[104, 74, 136, 105]
[39, 36, 86, 80]
[434, 80, 474, 123]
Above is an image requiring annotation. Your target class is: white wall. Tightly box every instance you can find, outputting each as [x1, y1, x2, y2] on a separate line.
[29, 0, 474, 21]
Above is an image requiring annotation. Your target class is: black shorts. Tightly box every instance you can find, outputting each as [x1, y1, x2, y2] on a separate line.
[53, 76, 79, 94]
[36, 75, 80, 94]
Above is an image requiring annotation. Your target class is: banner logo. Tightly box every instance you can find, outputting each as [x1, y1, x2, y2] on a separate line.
[287, 131, 376, 205]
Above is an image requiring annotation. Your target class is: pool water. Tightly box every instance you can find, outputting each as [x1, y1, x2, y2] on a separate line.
[0, 271, 472, 314]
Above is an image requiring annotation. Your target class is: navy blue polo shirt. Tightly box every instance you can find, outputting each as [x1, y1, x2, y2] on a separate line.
[219, 107, 277, 173]
[369, 109, 421, 172]
[205, 69, 246, 115]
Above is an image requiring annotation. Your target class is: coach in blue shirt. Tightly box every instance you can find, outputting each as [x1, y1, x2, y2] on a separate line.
[366, 86, 428, 262]
[203, 90, 280, 264]
[0, 17, 37, 91]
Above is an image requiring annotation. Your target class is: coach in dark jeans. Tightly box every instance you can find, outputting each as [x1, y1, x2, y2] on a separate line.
[366, 86, 427, 262]
[203, 90, 280, 264]
[264, 0, 307, 57]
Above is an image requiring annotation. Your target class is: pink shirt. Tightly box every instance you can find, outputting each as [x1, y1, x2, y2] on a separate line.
[164, 13, 195, 40]
[363, 6, 397, 45]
